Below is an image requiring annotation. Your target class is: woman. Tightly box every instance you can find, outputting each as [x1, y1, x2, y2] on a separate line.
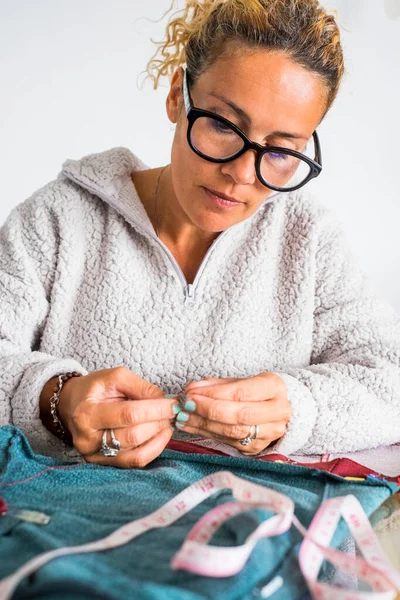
[1, 0, 399, 468]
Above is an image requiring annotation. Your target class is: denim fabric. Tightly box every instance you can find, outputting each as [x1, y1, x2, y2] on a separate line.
[0, 427, 397, 600]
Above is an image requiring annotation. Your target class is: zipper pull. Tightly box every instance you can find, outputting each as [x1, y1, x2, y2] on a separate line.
[0, 496, 50, 525]
[185, 284, 195, 305]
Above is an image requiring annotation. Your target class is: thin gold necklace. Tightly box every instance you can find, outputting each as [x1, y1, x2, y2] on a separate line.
[153, 165, 169, 238]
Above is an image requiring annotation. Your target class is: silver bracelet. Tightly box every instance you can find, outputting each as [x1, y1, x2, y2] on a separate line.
[49, 372, 82, 444]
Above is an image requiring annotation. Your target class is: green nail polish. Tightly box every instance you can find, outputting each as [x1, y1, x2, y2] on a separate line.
[184, 400, 196, 413]
[175, 421, 186, 428]
[165, 394, 176, 399]
[172, 403, 181, 415]
[176, 411, 189, 422]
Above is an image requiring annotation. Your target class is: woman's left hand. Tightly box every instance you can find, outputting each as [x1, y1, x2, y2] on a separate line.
[178, 372, 292, 455]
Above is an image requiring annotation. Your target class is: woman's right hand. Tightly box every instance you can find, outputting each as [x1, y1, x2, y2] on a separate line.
[57, 367, 179, 468]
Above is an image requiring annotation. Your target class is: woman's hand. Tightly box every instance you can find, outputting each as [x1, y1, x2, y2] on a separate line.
[57, 367, 179, 467]
[178, 373, 292, 455]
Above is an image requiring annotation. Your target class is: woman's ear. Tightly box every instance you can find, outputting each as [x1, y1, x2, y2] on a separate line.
[166, 68, 184, 124]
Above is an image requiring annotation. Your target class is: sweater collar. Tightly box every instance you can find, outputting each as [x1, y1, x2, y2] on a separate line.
[60, 146, 280, 236]
[61, 147, 158, 235]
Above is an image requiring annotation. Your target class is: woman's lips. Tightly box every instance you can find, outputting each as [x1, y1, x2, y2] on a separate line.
[203, 187, 244, 209]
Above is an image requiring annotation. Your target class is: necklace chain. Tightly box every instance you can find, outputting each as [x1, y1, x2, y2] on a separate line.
[153, 165, 168, 238]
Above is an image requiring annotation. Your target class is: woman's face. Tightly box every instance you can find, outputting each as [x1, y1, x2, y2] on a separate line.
[166, 49, 328, 234]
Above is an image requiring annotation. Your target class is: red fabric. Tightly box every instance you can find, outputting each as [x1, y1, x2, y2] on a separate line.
[166, 439, 400, 483]
[0, 496, 8, 514]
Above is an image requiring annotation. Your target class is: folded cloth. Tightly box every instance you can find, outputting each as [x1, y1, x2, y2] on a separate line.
[0, 426, 398, 600]
[291, 444, 400, 478]
[167, 439, 400, 482]
[170, 433, 400, 478]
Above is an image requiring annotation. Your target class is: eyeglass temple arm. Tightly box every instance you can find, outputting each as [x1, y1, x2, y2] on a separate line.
[313, 131, 322, 167]
[182, 68, 191, 114]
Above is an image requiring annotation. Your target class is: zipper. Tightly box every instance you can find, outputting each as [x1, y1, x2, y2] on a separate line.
[62, 170, 233, 305]
[185, 283, 194, 305]
[152, 229, 231, 305]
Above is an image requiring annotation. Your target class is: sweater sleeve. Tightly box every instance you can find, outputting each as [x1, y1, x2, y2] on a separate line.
[272, 209, 400, 456]
[0, 193, 88, 459]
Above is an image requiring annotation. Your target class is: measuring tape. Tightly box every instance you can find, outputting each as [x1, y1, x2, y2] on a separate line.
[0, 471, 399, 600]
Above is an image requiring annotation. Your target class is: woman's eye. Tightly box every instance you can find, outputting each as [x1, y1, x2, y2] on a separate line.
[212, 119, 233, 133]
[268, 151, 288, 161]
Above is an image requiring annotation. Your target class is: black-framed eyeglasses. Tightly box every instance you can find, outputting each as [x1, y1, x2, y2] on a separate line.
[182, 68, 323, 192]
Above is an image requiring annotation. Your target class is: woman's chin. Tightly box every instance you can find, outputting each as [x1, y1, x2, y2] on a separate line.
[190, 211, 236, 235]
[183, 189, 248, 233]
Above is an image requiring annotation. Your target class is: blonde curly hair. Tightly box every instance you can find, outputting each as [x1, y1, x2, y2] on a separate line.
[146, 0, 344, 111]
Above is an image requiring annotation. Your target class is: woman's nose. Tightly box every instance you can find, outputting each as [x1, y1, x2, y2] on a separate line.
[220, 150, 257, 185]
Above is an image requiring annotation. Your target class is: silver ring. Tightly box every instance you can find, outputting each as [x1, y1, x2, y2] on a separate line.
[239, 424, 259, 446]
[100, 428, 121, 457]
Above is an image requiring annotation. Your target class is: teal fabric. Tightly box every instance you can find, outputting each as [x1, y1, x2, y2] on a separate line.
[0, 426, 397, 600]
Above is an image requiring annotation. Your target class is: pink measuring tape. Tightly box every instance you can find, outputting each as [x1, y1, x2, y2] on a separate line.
[0, 471, 399, 600]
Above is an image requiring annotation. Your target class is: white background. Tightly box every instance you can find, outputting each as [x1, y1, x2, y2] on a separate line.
[1, 0, 399, 310]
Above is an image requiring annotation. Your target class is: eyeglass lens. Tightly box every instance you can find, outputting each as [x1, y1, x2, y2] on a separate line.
[190, 115, 315, 189]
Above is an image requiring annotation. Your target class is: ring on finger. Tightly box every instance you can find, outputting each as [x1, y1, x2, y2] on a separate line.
[239, 424, 259, 447]
[99, 428, 121, 457]
[109, 428, 121, 451]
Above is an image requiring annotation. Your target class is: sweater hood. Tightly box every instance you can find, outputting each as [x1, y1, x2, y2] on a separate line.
[60, 147, 155, 235]
[60, 146, 280, 233]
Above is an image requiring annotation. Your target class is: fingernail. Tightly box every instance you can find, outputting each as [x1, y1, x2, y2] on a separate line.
[165, 394, 176, 399]
[175, 421, 186, 428]
[172, 403, 181, 415]
[184, 400, 196, 413]
[176, 411, 189, 422]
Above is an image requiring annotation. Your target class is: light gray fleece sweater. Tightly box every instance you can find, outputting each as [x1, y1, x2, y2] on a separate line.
[1, 147, 400, 461]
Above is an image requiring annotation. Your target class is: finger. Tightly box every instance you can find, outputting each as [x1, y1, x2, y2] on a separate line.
[184, 372, 285, 403]
[174, 424, 278, 456]
[114, 420, 174, 451]
[99, 366, 166, 401]
[84, 398, 180, 431]
[185, 377, 239, 393]
[175, 417, 288, 445]
[178, 396, 292, 426]
[78, 420, 173, 456]
[84, 426, 173, 469]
